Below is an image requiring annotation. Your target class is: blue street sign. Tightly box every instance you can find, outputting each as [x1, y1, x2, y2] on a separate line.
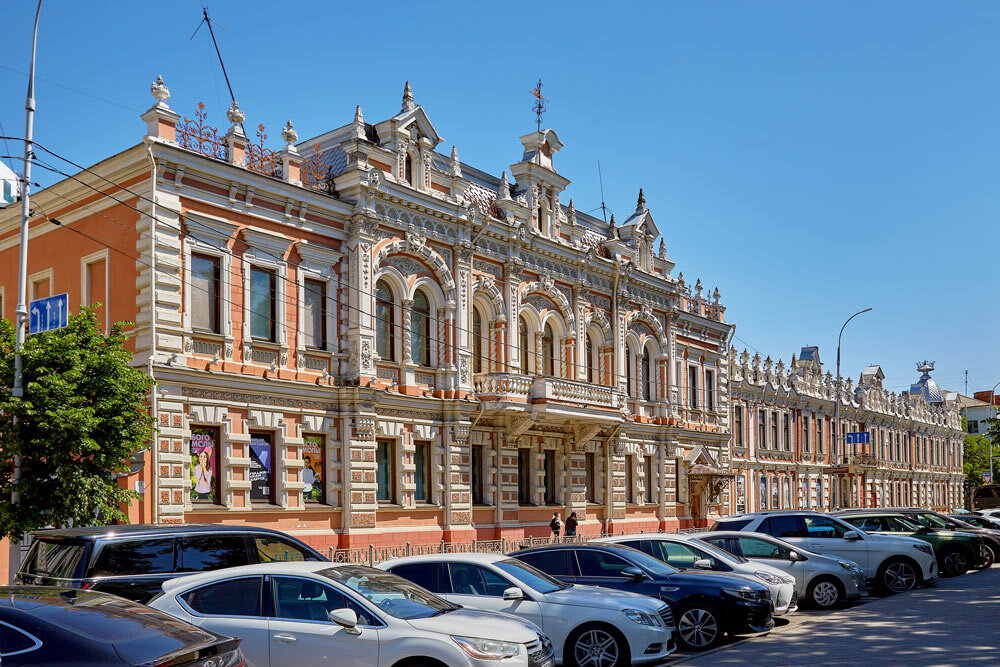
[29, 293, 69, 334]
[845, 431, 871, 445]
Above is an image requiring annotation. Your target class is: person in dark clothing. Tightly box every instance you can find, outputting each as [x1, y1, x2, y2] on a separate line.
[564, 511, 578, 538]
[549, 512, 561, 540]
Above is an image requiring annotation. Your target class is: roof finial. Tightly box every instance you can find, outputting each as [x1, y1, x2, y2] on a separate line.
[401, 81, 416, 113]
[150, 75, 170, 106]
[658, 238, 666, 259]
[530, 79, 547, 133]
[607, 213, 618, 240]
[636, 188, 646, 212]
[353, 105, 365, 139]
[354, 104, 364, 124]
[499, 171, 511, 200]
[450, 145, 461, 177]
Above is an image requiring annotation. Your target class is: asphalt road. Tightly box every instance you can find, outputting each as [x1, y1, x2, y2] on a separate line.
[667, 564, 1000, 666]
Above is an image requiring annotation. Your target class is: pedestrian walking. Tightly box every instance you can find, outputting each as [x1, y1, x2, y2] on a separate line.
[565, 511, 578, 539]
[549, 512, 561, 542]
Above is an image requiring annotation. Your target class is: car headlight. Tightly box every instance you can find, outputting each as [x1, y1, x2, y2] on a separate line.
[913, 544, 933, 555]
[754, 570, 783, 585]
[837, 560, 856, 571]
[723, 587, 762, 601]
[623, 608, 658, 626]
[452, 635, 520, 660]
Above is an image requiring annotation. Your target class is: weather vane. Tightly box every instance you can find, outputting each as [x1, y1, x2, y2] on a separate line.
[531, 79, 548, 132]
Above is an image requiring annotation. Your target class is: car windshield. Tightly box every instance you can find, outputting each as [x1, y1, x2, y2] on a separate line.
[915, 512, 949, 528]
[886, 516, 924, 532]
[690, 538, 747, 563]
[609, 546, 678, 577]
[318, 566, 457, 620]
[495, 558, 569, 593]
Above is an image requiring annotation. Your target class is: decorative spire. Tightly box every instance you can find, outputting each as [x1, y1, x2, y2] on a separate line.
[150, 75, 170, 106]
[401, 81, 416, 113]
[607, 213, 617, 240]
[499, 171, 511, 199]
[353, 105, 365, 139]
[694, 278, 703, 297]
[567, 198, 577, 225]
[226, 100, 245, 126]
[450, 145, 461, 177]
[712, 286, 720, 303]
[281, 120, 298, 145]
[677, 271, 685, 288]
[636, 188, 647, 212]
[658, 238, 666, 259]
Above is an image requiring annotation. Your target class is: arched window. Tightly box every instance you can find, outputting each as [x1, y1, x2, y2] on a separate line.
[542, 323, 555, 376]
[519, 317, 529, 374]
[625, 343, 634, 397]
[587, 333, 599, 384]
[404, 153, 414, 187]
[641, 348, 652, 401]
[411, 290, 431, 366]
[375, 281, 394, 361]
[472, 308, 483, 374]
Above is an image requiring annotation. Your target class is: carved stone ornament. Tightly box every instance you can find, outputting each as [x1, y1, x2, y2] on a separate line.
[150, 75, 170, 104]
[457, 246, 473, 264]
[460, 356, 470, 383]
[641, 303, 653, 318]
[348, 341, 360, 370]
[244, 344, 253, 362]
[184, 336, 193, 353]
[280, 351, 288, 366]
[361, 340, 372, 371]
[540, 273, 555, 292]
[297, 352, 306, 368]
[225, 342, 234, 359]
[281, 120, 298, 145]
[405, 225, 427, 253]
[226, 101, 245, 126]
[348, 214, 378, 239]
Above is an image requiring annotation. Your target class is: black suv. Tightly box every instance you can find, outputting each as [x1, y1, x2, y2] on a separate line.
[513, 542, 773, 650]
[15, 523, 325, 603]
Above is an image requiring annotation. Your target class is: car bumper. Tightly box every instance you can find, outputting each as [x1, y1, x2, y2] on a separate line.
[923, 558, 938, 585]
[725, 599, 774, 635]
[772, 584, 797, 615]
[626, 625, 677, 664]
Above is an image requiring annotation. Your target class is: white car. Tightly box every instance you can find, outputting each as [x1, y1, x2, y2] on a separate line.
[712, 511, 939, 593]
[594, 534, 798, 616]
[380, 553, 676, 666]
[148, 561, 555, 667]
[699, 531, 867, 608]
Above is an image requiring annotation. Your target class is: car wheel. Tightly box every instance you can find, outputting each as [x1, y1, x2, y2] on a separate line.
[806, 576, 843, 608]
[675, 603, 724, 651]
[566, 624, 628, 667]
[939, 547, 970, 577]
[879, 558, 918, 593]
[971, 544, 995, 569]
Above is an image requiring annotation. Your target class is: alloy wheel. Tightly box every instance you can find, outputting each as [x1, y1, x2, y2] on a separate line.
[677, 608, 719, 649]
[811, 580, 840, 607]
[942, 550, 968, 576]
[573, 628, 620, 667]
[884, 561, 917, 592]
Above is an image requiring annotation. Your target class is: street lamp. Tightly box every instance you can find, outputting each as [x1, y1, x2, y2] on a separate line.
[833, 307, 872, 507]
[989, 380, 1000, 485]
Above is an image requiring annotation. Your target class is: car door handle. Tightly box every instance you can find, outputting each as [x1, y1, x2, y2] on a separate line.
[273, 634, 297, 643]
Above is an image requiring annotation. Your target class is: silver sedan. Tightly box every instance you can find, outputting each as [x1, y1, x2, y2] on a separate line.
[700, 531, 867, 609]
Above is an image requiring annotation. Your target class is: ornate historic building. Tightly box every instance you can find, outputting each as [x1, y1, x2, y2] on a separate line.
[728, 349, 965, 514]
[0, 79, 734, 552]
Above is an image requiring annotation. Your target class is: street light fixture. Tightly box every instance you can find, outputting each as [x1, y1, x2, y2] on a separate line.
[833, 307, 872, 508]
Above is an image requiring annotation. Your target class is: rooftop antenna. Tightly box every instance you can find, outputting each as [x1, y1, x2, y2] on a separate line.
[191, 2, 244, 134]
[597, 160, 608, 224]
[530, 79, 547, 133]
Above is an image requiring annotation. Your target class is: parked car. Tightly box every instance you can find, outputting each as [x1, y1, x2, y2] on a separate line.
[710, 511, 938, 593]
[0, 585, 244, 666]
[978, 508, 1000, 519]
[511, 542, 773, 651]
[149, 561, 555, 667]
[594, 533, 798, 616]
[380, 552, 675, 666]
[874, 507, 1000, 569]
[15, 523, 326, 603]
[835, 511, 987, 577]
[952, 513, 1000, 531]
[699, 531, 867, 608]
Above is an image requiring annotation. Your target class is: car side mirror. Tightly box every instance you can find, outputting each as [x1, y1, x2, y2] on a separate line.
[621, 566, 647, 582]
[788, 551, 801, 561]
[693, 558, 713, 570]
[843, 530, 861, 541]
[329, 608, 361, 635]
[502, 587, 524, 601]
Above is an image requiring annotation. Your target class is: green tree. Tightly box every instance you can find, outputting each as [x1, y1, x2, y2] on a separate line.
[965, 413, 999, 489]
[0, 306, 154, 538]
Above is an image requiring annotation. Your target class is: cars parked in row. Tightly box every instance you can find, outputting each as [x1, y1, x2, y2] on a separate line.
[874, 507, 1000, 568]
[698, 531, 867, 608]
[0, 586, 245, 666]
[953, 513, 1000, 531]
[147, 561, 555, 667]
[511, 542, 774, 651]
[834, 511, 987, 576]
[710, 510, 939, 593]
[594, 533, 798, 616]
[379, 553, 676, 666]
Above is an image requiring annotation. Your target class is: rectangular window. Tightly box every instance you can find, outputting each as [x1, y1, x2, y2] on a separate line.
[704, 369, 715, 411]
[376, 440, 394, 503]
[585, 452, 596, 503]
[968, 420, 979, 434]
[802, 416, 810, 453]
[414, 441, 431, 503]
[625, 454, 634, 504]
[688, 366, 699, 408]
[248, 432, 274, 504]
[249, 266, 276, 341]
[191, 254, 220, 333]
[543, 450, 556, 504]
[644, 455, 654, 504]
[303, 278, 326, 349]
[783, 414, 791, 451]
[84, 257, 107, 326]
[31, 276, 50, 300]
[190, 426, 221, 504]
[816, 418, 824, 453]
[733, 405, 743, 446]
[771, 413, 779, 450]
[518, 449, 531, 505]
[471, 445, 484, 505]
[302, 434, 325, 503]
[757, 409, 766, 448]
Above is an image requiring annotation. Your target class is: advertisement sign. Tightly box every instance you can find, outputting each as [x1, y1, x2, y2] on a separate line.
[735, 475, 746, 514]
[302, 435, 324, 502]
[249, 434, 272, 502]
[190, 427, 218, 502]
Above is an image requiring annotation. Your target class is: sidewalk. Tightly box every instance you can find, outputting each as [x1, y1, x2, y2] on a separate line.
[674, 565, 1000, 666]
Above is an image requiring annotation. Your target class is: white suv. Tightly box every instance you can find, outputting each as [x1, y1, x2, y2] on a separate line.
[712, 511, 938, 594]
[380, 553, 676, 665]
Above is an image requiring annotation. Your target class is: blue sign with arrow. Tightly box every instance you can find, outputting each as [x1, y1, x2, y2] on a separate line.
[845, 431, 871, 445]
[29, 293, 69, 334]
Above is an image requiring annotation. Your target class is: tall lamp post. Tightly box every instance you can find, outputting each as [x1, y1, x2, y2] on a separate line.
[989, 380, 1000, 485]
[833, 307, 872, 508]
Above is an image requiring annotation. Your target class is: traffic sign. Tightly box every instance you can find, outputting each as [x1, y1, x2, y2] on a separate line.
[845, 431, 870, 445]
[984, 472, 993, 483]
[29, 293, 69, 334]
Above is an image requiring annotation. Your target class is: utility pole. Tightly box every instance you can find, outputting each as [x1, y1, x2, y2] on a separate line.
[10, 0, 42, 582]
[833, 307, 872, 508]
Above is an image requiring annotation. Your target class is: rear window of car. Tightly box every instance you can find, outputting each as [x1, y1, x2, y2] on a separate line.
[177, 535, 250, 572]
[387, 563, 449, 593]
[20, 539, 88, 579]
[710, 518, 752, 531]
[91, 539, 175, 577]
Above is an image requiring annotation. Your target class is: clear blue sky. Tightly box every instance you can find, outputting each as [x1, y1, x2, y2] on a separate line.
[2, 1, 997, 395]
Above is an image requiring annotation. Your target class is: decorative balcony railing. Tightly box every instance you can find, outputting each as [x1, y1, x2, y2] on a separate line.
[541, 376, 618, 408]
[473, 373, 532, 397]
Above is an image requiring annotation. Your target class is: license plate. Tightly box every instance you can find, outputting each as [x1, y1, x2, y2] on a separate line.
[538, 660, 553, 667]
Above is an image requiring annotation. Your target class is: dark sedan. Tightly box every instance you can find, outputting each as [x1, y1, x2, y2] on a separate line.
[0, 586, 244, 666]
[513, 542, 773, 650]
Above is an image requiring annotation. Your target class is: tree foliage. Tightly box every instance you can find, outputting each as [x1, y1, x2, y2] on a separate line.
[964, 413, 999, 488]
[0, 307, 154, 539]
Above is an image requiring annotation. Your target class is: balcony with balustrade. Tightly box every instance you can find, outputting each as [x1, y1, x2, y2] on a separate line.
[473, 372, 625, 418]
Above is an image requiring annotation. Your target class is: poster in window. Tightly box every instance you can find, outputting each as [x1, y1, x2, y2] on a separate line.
[190, 427, 219, 502]
[249, 434, 273, 502]
[735, 475, 746, 514]
[302, 435, 324, 502]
